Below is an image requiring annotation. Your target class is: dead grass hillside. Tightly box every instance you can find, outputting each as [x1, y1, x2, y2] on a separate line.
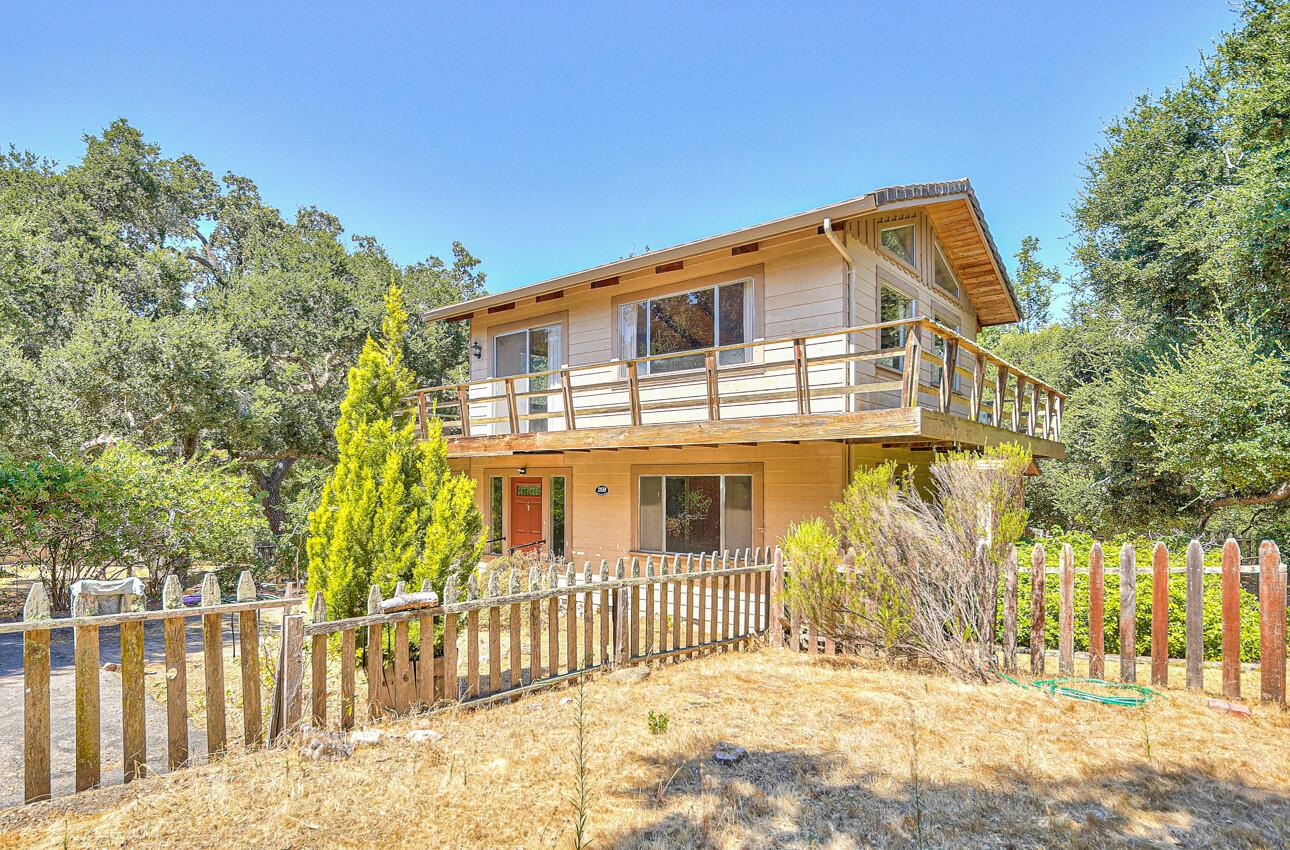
[3, 646, 1289, 849]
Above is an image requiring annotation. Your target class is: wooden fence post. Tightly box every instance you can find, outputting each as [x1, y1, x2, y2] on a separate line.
[489, 573, 503, 695]
[238, 572, 263, 747]
[310, 591, 328, 728]
[161, 576, 188, 769]
[442, 578, 459, 702]
[1029, 545, 1045, 675]
[1119, 544, 1137, 684]
[1259, 541, 1286, 706]
[23, 584, 51, 804]
[73, 589, 100, 792]
[1185, 540, 1204, 692]
[770, 547, 784, 647]
[1002, 544, 1017, 674]
[1151, 542, 1169, 688]
[200, 573, 226, 757]
[1221, 538, 1242, 700]
[466, 574, 481, 699]
[367, 584, 386, 717]
[1088, 542, 1105, 679]
[280, 613, 305, 733]
[1059, 544, 1074, 676]
[120, 588, 146, 782]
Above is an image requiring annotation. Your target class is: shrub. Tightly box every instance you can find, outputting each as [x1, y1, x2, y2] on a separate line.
[647, 710, 669, 735]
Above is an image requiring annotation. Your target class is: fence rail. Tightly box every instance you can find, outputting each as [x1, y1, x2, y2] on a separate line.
[286, 548, 776, 732]
[16, 572, 301, 805]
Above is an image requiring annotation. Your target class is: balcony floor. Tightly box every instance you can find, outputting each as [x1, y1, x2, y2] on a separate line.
[443, 406, 1065, 459]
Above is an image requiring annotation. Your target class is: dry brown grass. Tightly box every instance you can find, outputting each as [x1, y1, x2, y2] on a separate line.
[3, 646, 1289, 849]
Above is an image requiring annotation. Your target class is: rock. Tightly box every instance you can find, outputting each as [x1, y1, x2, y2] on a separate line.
[559, 697, 573, 706]
[350, 728, 385, 745]
[1207, 698, 1252, 719]
[406, 729, 443, 744]
[713, 742, 746, 766]
[608, 666, 650, 684]
[485, 757, 509, 772]
[102, 662, 119, 673]
[300, 731, 354, 761]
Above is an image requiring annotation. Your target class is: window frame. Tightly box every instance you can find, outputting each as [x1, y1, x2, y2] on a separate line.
[491, 320, 563, 433]
[618, 277, 755, 375]
[877, 281, 917, 373]
[930, 311, 962, 392]
[932, 241, 961, 299]
[878, 221, 917, 269]
[636, 472, 755, 555]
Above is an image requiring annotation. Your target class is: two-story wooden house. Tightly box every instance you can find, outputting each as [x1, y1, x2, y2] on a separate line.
[411, 180, 1064, 563]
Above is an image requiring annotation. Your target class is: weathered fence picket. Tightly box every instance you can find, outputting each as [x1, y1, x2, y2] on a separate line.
[1119, 543, 1136, 683]
[8, 572, 298, 806]
[1221, 538, 1242, 700]
[1088, 541, 1105, 679]
[1030, 545, 1045, 675]
[1260, 541, 1286, 706]
[1151, 541, 1169, 688]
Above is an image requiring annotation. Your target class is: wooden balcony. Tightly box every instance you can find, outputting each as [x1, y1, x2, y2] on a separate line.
[407, 317, 1066, 459]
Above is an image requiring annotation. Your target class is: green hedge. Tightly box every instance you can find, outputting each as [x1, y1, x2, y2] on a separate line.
[1006, 535, 1268, 662]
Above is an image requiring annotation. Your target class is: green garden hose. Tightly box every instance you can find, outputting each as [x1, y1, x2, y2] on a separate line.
[1000, 673, 1157, 707]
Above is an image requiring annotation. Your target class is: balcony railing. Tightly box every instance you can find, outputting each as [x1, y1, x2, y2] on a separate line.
[406, 317, 1065, 445]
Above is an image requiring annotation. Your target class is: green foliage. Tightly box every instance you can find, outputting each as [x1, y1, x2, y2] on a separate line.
[0, 445, 264, 608]
[1009, 537, 1263, 662]
[646, 710, 669, 735]
[306, 285, 482, 622]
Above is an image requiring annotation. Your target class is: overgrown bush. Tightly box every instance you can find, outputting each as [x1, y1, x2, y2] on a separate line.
[783, 444, 1032, 681]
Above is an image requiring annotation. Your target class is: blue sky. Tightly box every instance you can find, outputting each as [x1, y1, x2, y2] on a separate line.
[4, 2, 1236, 311]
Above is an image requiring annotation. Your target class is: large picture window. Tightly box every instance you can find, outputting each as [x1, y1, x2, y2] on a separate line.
[494, 324, 560, 432]
[619, 280, 749, 374]
[638, 474, 753, 554]
[878, 285, 916, 371]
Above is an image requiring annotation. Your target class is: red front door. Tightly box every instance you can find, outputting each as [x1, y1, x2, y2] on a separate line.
[509, 478, 544, 552]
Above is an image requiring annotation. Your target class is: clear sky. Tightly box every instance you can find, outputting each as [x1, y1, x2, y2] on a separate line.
[3, 2, 1236, 310]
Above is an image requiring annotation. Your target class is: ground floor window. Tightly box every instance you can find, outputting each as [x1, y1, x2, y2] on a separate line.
[638, 474, 752, 554]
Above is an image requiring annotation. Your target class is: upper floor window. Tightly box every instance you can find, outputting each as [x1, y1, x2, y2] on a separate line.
[878, 284, 915, 371]
[880, 223, 916, 267]
[933, 243, 960, 297]
[619, 279, 750, 374]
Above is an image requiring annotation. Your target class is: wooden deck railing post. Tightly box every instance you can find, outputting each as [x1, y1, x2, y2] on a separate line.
[416, 391, 429, 440]
[1011, 375, 1023, 433]
[238, 571, 263, 747]
[900, 326, 921, 407]
[23, 584, 51, 804]
[1259, 541, 1286, 706]
[1150, 542, 1169, 688]
[705, 350, 722, 420]
[1027, 382, 1038, 437]
[161, 576, 189, 769]
[1089, 542, 1105, 679]
[503, 377, 521, 434]
[200, 573, 226, 757]
[1119, 544, 1137, 683]
[626, 361, 643, 426]
[457, 385, 472, 437]
[993, 363, 1005, 427]
[792, 339, 808, 415]
[1221, 538, 1242, 700]
[560, 369, 576, 431]
[1052, 394, 1063, 440]
[970, 353, 985, 422]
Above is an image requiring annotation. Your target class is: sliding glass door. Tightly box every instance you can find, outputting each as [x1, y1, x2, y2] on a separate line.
[494, 324, 561, 432]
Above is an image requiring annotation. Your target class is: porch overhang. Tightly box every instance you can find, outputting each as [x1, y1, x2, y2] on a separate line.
[442, 407, 1065, 460]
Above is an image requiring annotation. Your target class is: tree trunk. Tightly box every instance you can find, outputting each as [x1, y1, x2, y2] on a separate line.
[249, 458, 296, 537]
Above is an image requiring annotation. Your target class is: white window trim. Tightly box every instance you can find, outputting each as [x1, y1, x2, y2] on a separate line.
[877, 283, 917, 373]
[621, 277, 754, 376]
[637, 473, 753, 554]
[878, 222, 917, 270]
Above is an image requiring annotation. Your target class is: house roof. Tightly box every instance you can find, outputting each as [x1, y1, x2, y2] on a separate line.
[424, 179, 1022, 326]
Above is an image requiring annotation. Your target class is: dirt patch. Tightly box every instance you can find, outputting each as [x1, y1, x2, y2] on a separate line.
[2, 647, 1288, 849]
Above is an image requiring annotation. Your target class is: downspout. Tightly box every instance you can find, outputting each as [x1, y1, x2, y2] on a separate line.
[822, 218, 856, 410]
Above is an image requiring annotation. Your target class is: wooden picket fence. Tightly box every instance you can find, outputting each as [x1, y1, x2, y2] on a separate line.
[1001, 539, 1287, 705]
[284, 549, 776, 731]
[9, 571, 302, 805]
